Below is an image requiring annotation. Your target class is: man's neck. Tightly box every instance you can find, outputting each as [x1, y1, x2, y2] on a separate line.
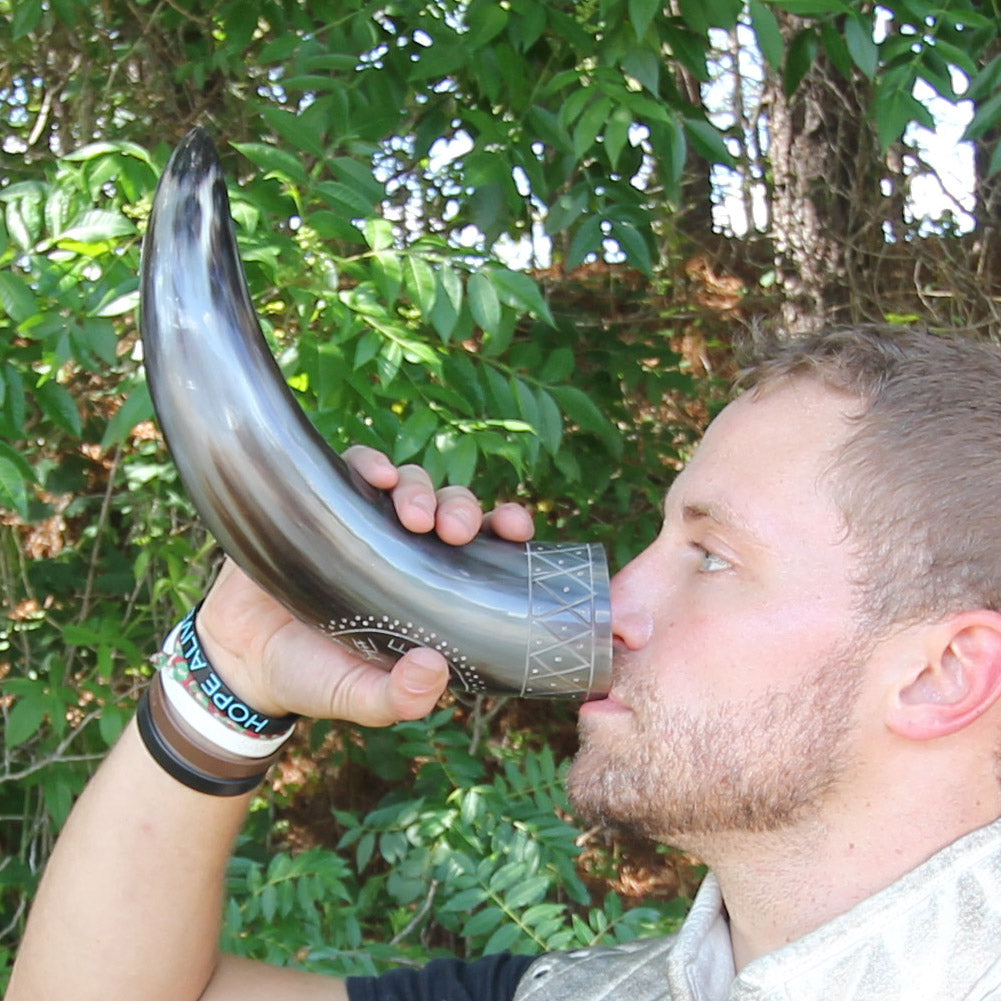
[683, 799, 1001, 971]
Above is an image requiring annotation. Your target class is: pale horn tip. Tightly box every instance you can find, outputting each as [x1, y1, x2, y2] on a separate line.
[165, 127, 222, 184]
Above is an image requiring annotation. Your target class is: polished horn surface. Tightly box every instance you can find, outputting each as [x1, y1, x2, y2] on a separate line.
[139, 128, 612, 699]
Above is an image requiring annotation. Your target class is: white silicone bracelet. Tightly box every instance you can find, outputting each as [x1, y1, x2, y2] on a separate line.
[158, 665, 294, 759]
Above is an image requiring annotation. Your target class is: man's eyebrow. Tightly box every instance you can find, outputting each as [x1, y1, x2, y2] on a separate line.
[681, 500, 761, 541]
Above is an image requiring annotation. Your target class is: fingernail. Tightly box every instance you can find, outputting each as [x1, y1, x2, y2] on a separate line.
[405, 650, 446, 693]
[411, 494, 435, 516]
[449, 507, 476, 533]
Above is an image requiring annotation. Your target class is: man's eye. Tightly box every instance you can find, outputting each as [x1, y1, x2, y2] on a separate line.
[695, 545, 731, 572]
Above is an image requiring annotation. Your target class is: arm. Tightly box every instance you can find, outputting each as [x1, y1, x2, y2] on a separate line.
[7, 449, 533, 1001]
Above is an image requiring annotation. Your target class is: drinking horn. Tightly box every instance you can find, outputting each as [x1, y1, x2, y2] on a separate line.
[139, 127, 612, 699]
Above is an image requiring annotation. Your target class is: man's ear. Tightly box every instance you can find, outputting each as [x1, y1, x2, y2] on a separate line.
[888, 611, 1001, 740]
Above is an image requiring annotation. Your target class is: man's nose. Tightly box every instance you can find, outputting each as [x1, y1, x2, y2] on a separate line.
[609, 553, 655, 651]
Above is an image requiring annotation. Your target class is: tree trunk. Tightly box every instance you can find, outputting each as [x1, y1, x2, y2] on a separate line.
[763, 16, 884, 333]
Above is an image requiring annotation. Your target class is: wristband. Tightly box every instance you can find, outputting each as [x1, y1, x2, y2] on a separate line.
[137, 674, 275, 796]
[172, 606, 299, 736]
[135, 605, 298, 796]
[158, 659, 293, 759]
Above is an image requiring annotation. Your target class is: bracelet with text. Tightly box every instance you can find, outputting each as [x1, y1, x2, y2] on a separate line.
[172, 604, 299, 737]
[135, 605, 297, 796]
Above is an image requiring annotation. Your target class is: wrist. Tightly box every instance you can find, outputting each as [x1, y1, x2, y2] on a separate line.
[135, 607, 297, 796]
[194, 602, 290, 718]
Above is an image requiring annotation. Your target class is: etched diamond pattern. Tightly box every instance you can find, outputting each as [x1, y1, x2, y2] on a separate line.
[525, 542, 598, 694]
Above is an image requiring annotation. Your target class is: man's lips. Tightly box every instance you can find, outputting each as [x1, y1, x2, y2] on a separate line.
[579, 691, 633, 716]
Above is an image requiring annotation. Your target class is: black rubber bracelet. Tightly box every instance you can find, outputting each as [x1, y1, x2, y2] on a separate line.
[136, 687, 266, 797]
[178, 604, 299, 737]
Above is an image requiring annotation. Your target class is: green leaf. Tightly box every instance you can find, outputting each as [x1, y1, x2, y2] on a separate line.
[604, 105, 634, 169]
[405, 255, 437, 317]
[483, 922, 523, 955]
[545, 187, 589, 236]
[11, 0, 43, 40]
[987, 140, 1001, 179]
[259, 105, 327, 158]
[463, 905, 504, 938]
[505, 874, 550, 909]
[551, 385, 621, 456]
[364, 218, 394, 252]
[772, 0, 848, 12]
[622, 46, 660, 95]
[819, 20, 853, 79]
[749, 0, 784, 71]
[0, 440, 34, 482]
[98, 705, 127, 748]
[875, 87, 926, 150]
[316, 180, 377, 219]
[36, 380, 83, 437]
[466, 3, 509, 49]
[683, 117, 735, 167]
[329, 158, 386, 204]
[63, 140, 152, 164]
[444, 434, 478, 485]
[231, 142, 308, 186]
[611, 220, 653, 276]
[0, 271, 38, 323]
[6, 202, 36, 250]
[573, 96, 613, 159]
[93, 288, 140, 318]
[628, 0, 660, 39]
[487, 267, 554, 325]
[663, 24, 710, 82]
[101, 381, 153, 452]
[844, 14, 878, 79]
[534, 387, 563, 454]
[393, 407, 440, 463]
[966, 54, 1001, 104]
[56, 208, 135, 245]
[784, 28, 819, 96]
[6, 689, 48, 747]
[567, 215, 604, 272]
[962, 88, 1001, 143]
[0, 455, 29, 518]
[468, 271, 502, 332]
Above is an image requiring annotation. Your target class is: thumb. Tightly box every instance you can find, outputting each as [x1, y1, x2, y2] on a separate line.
[386, 646, 450, 721]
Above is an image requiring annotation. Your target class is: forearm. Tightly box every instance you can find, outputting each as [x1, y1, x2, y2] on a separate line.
[8, 718, 253, 1001]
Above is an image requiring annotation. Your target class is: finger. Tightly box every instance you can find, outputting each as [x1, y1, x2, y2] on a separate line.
[386, 647, 451, 721]
[342, 445, 400, 491]
[433, 485, 484, 545]
[483, 502, 535, 542]
[391, 464, 438, 533]
[322, 646, 449, 727]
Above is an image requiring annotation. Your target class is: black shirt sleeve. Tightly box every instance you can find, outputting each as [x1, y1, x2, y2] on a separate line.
[346, 952, 537, 1001]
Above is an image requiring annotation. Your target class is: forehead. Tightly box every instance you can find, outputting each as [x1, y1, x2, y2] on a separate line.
[667, 381, 856, 541]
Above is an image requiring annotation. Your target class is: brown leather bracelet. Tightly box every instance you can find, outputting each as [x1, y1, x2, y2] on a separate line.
[136, 674, 289, 796]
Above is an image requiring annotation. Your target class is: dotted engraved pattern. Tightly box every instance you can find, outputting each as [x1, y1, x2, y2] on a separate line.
[322, 614, 488, 694]
[524, 541, 598, 696]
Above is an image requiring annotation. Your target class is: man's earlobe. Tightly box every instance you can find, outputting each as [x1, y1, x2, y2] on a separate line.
[888, 613, 1001, 740]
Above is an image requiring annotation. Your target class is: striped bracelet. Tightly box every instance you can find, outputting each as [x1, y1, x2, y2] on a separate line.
[136, 607, 297, 796]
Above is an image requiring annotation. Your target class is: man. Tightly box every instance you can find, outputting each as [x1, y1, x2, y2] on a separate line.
[10, 325, 1001, 1000]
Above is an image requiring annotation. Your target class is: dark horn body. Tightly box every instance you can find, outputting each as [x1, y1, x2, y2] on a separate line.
[139, 128, 612, 699]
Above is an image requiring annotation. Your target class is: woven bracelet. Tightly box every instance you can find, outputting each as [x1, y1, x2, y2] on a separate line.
[135, 606, 297, 796]
[136, 676, 273, 797]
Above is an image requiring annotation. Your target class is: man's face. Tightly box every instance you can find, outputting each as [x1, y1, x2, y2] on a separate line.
[568, 379, 871, 846]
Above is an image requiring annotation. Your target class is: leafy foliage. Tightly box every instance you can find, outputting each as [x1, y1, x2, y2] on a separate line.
[0, 114, 702, 991]
[223, 709, 688, 975]
[1, 0, 999, 991]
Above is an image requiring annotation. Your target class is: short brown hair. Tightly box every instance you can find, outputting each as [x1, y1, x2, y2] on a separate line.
[738, 325, 1001, 628]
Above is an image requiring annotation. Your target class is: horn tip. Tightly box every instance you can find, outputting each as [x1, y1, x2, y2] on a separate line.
[166, 127, 222, 184]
